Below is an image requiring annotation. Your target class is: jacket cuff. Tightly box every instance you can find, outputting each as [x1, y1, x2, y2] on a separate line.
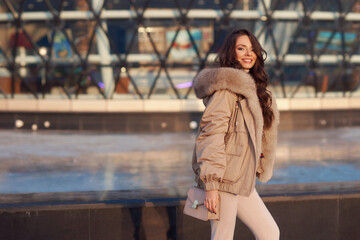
[203, 181, 220, 191]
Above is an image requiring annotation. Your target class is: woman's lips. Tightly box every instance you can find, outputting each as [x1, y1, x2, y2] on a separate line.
[241, 58, 253, 63]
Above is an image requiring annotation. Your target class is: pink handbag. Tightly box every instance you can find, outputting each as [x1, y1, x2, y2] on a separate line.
[183, 186, 220, 221]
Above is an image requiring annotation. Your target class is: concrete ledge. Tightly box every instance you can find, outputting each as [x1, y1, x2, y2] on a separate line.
[1, 98, 360, 112]
[106, 100, 144, 112]
[38, 99, 72, 111]
[0, 182, 359, 240]
[0, 181, 359, 211]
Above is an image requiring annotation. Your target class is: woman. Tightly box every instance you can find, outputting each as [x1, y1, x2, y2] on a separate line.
[192, 29, 280, 239]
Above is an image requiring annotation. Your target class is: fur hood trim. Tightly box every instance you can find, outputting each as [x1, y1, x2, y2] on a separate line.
[193, 67, 256, 99]
[193, 67, 280, 183]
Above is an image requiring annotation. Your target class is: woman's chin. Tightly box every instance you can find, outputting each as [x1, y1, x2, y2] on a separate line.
[240, 64, 255, 71]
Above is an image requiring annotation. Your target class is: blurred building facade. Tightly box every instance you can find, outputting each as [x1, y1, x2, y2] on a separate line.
[0, 0, 360, 100]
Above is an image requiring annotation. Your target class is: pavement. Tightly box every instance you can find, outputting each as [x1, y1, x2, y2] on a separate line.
[0, 127, 360, 196]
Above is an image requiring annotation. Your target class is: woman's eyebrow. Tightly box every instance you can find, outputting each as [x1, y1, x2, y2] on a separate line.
[236, 43, 253, 48]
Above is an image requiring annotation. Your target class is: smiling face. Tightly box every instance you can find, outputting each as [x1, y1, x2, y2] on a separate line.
[235, 35, 257, 72]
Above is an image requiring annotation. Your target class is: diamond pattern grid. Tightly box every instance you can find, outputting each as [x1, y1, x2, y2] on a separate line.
[0, 0, 359, 99]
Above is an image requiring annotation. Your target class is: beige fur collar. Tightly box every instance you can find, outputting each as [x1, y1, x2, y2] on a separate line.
[193, 67, 280, 183]
[193, 67, 256, 99]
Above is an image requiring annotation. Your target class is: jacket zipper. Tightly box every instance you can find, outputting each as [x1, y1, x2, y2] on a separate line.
[224, 96, 241, 145]
[234, 99, 240, 128]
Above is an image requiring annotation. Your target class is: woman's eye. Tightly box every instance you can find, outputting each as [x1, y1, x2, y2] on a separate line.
[237, 48, 244, 50]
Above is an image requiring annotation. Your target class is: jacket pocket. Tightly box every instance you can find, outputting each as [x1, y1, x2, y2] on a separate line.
[223, 152, 246, 183]
[225, 131, 247, 156]
[225, 108, 247, 156]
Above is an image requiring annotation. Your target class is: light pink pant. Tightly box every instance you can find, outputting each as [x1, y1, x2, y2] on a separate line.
[210, 189, 279, 240]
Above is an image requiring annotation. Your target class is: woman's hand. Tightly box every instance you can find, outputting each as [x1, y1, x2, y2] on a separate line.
[205, 189, 219, 214]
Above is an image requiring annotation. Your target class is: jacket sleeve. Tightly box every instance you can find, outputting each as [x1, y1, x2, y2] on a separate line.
[195, 90, 235, 191]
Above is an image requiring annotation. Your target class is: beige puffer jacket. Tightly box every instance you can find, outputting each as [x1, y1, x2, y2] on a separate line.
[192, 67, 280, 196]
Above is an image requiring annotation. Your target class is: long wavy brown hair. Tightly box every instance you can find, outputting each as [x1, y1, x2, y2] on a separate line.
[215, 29, 274, 129]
